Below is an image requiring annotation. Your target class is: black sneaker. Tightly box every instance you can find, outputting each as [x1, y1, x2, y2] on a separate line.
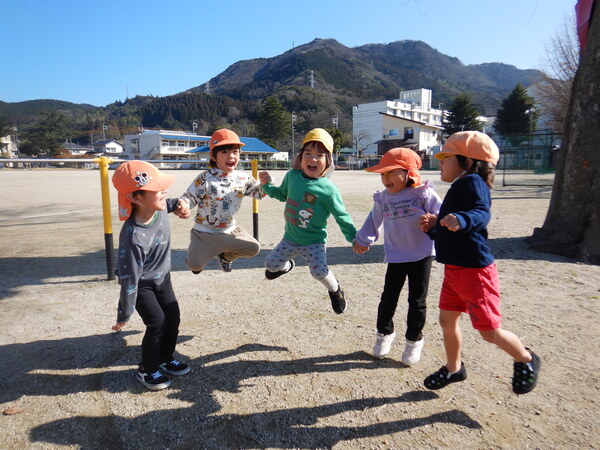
[424, 363, 467, 390]
[218, 254, 233, 272]
[512, 348, 541, 394]
[265, 259, 295, 280]
[191, 269, 202, 274]
[137, 365, 172, 391]
[329, 285, 347, 314]
[159, 359, 190, 376]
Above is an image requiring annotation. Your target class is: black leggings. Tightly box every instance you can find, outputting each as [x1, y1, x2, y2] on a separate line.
[135, 273, 180, 373]
[376, 256, 433, 341]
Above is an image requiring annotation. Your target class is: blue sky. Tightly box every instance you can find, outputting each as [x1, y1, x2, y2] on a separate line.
[1, 0, 574, 107]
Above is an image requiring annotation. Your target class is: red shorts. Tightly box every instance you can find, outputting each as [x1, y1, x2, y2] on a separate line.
[439, 264, 502, 331]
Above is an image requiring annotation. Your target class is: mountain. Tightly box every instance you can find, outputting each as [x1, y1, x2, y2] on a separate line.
[0, 99, 97, 126]
[188, 38, 542, 116]
[1, 38, 542, 137]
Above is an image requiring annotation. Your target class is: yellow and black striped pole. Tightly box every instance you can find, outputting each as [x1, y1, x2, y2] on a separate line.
[95, 156, 116, 280]
[251, 159, 259, 240]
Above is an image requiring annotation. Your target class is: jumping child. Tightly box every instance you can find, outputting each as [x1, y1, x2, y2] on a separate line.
[353, 148, 441, 365]
[420, 131, 541, 394]
[259, 128, 357, 314]
[180, 128, 265, 273]
[111, 161, 191, 391]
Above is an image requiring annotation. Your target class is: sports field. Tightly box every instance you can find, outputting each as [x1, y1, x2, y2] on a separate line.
[1, 168, 598, 448]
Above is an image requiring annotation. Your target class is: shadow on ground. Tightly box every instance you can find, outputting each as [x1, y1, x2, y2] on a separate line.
[1, 335, 481, 448]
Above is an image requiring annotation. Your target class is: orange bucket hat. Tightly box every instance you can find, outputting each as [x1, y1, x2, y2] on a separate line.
[366, 147, 422, 186]
[435, 131, 499, 165]
[112, 160, 176, 221]
[209, 128, 245, 151]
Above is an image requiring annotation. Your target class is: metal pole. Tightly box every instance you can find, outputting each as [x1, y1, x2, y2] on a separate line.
[94, 156, 116, 280]
[251, 159, 259, 240]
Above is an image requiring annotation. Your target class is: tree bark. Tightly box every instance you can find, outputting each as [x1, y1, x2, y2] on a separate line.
[529, 2, 600, 264]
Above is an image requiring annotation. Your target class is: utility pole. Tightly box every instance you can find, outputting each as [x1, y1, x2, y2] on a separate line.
[291, 113, 297, 160]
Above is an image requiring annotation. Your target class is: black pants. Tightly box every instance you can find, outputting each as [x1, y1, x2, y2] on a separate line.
[136, 273, 180, 373]
[376, 256, 433, 342]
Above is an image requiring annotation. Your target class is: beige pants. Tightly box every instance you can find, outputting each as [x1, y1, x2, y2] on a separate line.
[185, 227, 260, 271]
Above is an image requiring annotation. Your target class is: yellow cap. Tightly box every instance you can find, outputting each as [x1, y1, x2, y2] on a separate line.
[302, 128, 334, 153]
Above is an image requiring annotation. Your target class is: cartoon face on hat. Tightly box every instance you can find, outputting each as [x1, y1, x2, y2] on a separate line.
[112, 160, 176, 221]
[435, 131, 499, 165]
[366, 147, 422, 186]
[209, 128, 245, 151]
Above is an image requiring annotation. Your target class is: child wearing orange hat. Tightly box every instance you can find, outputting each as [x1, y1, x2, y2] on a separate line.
[111, 161, 191, 391]
[179, 128, 266, 274]
[420, 131, 541, 394]
[259, 128, 357, 314]
[353, 148, 442, 365]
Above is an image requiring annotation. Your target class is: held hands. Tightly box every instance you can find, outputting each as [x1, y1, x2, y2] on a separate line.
[419, 213, 438, 232]
[439, 214, 461, 232]
[112, 322, 127, 332]
[259, 171, 272, 186]
[352, 241, 369, 254]
[173, 198, 191, 219]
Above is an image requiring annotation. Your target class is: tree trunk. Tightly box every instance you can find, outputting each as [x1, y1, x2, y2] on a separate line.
[529, 2, 600, 264]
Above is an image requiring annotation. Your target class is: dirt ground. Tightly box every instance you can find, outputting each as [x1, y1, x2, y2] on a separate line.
[0, 168, 598, 449]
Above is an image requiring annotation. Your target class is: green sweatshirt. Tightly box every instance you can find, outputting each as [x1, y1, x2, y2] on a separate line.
[262, 169, 357, 245]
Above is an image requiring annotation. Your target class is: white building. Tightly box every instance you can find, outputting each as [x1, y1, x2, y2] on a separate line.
[123, 129, 285, 168]
[92, 139, 124, 155]
[123, 129, 211, 163]
[352, 88, 444, 156]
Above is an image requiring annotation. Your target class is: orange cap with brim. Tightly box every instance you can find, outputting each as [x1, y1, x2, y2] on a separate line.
[302, 128, 334, 153]
[435, 131, 499, 165]
[366, 147, 422, 186]
[112, 160, 176, 221]
[209, 128, 245, 151]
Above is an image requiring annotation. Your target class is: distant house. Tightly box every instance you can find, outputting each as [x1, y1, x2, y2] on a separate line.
[92, 139, 124, 155]
[0, 133, 18, 158]
[60, 141, 93, 156]
[123, 129, 210, 163]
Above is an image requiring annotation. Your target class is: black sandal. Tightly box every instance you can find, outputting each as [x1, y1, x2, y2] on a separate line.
[512, 348, 541, 395]
[424, 363, 467, 390]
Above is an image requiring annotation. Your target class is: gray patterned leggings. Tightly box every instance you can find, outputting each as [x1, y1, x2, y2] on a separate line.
[265, 239, 338, 291]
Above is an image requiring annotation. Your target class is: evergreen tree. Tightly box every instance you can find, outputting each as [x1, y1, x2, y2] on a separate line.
[26, 111, 71, 156]
[494, 83, 537, 138]
[442, 93, 482, 136]
[257, 95, 291, 148]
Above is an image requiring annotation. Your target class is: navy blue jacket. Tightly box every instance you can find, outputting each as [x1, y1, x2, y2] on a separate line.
[430, 174, 494, 268]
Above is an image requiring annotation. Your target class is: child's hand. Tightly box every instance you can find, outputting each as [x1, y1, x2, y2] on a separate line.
[439, 214, 461, 232]
[112, 322, 127, 332]
[259, 171, 272, 186]
[174, 198, 190, 219]
[353, 241, 369, 254]
[419, 213, 438, 232]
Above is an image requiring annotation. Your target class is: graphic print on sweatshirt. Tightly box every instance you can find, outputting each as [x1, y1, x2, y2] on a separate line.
[383, 197, 422, 221]
[284, 191, 318, 229]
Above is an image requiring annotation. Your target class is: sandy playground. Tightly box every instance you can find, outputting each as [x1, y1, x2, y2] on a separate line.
[0, 168, 599, 449]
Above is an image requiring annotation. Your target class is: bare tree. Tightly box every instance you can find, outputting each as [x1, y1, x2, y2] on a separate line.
[534, 12, 579, 133]
[352, 131, 372, 157]
[529, 3, 600, 263]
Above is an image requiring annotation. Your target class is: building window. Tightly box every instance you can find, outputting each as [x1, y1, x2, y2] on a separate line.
[404, 128, 414, 140]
